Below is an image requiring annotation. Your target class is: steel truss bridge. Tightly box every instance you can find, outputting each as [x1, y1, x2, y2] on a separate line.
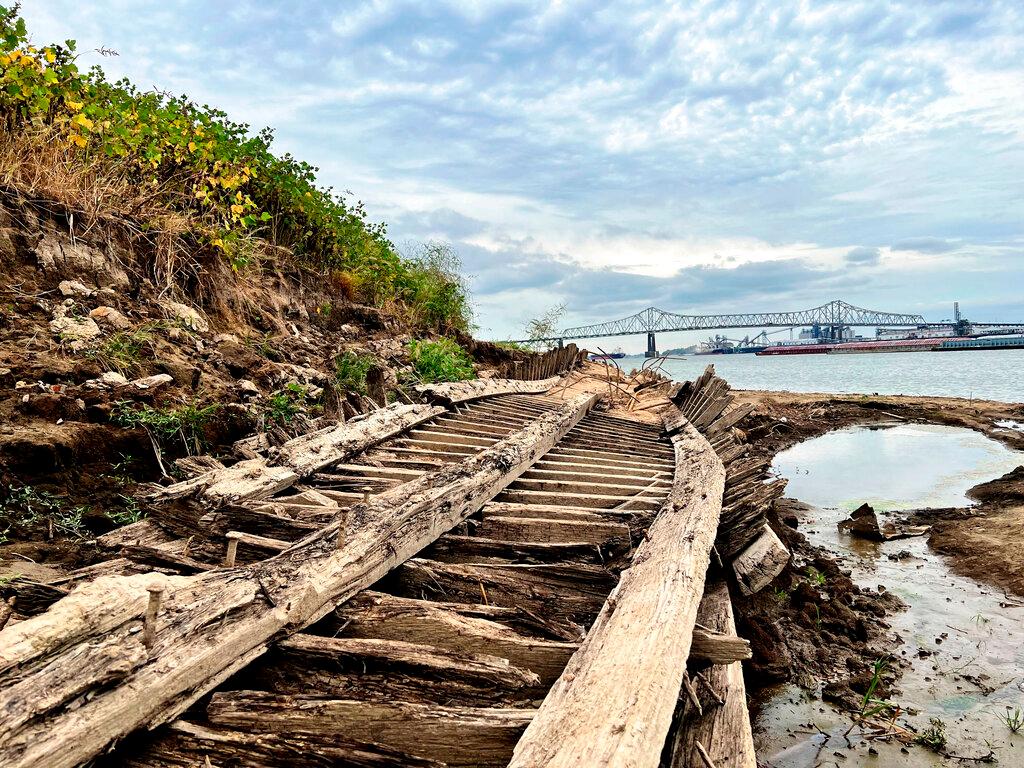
[510, 299, 1024, 357]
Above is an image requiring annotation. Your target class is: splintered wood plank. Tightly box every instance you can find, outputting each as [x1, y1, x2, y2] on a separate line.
[497, 489, 664, 511]
[256, 634, 541, 705]
[520, 467, 672, 487]
[391, 559, 614, 624]
[333, 592, 578, 685]
[150, 403, 444, 504]
[0, 393, 597, 768]
[539, 454, 674, 473]
[118, 719, 443, 768]
[417, 377, 560, 404]
[480, 502, 618, 521]
[509, 418, 725, 768]
[509, 478, 669, 496]
[663, 580, 756, 768]
[206, 692, 534, 768]
[426, 536, 610, 566]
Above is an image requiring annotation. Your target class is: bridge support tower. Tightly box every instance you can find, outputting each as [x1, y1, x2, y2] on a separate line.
[645, 331, 658, 358]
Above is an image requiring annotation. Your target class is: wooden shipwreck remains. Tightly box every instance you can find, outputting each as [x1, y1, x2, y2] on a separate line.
[0, 367, 786, 767]
[509, 419, 725, 767]
[0, 391, 597, 768]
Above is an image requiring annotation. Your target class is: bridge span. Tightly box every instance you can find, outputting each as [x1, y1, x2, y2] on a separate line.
[510, 299, 1024, 357]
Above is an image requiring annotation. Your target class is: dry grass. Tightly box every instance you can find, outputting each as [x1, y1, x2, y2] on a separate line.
[0, 128, 257, 296]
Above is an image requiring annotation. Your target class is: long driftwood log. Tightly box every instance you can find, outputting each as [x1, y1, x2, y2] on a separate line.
[0, 392, 598, 768]
[508, 416, 725, 768]
[150, 403, 444, 504]
[417, 377, 560, 404]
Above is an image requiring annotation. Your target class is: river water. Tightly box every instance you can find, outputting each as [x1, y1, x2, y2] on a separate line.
[759, 424, 1024, 766]
[613, 349, 1024, 402]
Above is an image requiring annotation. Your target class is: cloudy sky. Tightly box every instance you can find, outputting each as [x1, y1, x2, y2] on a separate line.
[22, 1, 1024, 347]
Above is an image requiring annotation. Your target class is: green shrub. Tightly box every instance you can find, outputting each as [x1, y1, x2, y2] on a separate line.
[0, 485, 86, 537]
[408, 338, 476, 383]
[397, 243, 473, 335]
[0, 7, 472, 333]
[107, 494, 146, 527]
[112, 400, 219, 454]
[335, 351, 373, 394]
[263, 382, 315, 427]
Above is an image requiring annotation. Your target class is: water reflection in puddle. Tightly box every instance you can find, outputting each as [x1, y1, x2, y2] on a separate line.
[757, 424, 1024, 767]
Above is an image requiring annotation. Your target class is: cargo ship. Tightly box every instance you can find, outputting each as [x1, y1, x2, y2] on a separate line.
[588, 348, 626, 361]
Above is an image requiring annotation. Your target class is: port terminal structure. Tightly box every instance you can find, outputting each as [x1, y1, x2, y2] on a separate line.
[511, 299, 1024, 358]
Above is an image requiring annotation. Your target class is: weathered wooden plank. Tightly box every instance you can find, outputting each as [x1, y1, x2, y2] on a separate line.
[418, 377, 560, 404]
[150, 403, 444, 504]
[508, 417, 725, 768]
[259, 634, 541, 704]
[119, 719, 442, 767]
[663, 580, 756, 768]
[497, 489, 664, 511]
[206, 693, 534, 768]
[391, 559, 615, 624]
[427, 536, 610, 565]
[475, 516, 631, 546]
[333, 591, 578, 685]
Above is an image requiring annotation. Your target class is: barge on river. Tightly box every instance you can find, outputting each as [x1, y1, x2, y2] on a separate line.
[757, 335, 1024, 356]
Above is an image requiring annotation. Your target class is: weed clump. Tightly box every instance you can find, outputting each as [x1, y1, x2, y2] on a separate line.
[408, 338, 476, 383]
[112, 400, 219, 455]
[263, 382, 318, 427]
[0, 485, 87, 539]
[335, 351, 374, 394]
[915, 717, 947, 752]
[84, 325, 155, 374]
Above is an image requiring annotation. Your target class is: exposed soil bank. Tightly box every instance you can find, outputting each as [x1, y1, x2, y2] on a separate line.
[755, 420, 1024, 766]
[926, 466, 1024, 598]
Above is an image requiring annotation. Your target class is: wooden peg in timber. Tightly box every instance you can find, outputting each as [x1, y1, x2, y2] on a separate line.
[143, 584, 165, 649]
[681, 673, 703, 716]
[336, 515, 348, 550]
[224, 531, 242, 567]
[694, 740, 718, 768]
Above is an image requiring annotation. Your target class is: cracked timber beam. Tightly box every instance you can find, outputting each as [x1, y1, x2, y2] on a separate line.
[417, 377, 561, 404]
[149, 403, 445, 504]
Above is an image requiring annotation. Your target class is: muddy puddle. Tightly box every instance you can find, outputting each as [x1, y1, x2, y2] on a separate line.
[756, 424, 1024, 766]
